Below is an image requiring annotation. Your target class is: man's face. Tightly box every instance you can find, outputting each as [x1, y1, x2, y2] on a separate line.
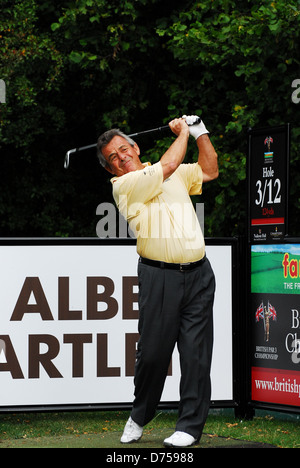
[102, 136, 143, 177]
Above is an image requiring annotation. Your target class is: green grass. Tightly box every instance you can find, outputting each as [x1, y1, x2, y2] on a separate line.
[205, 411, 300, 448]
[251, 252, 285, 294]
[0, 410, 299, 448]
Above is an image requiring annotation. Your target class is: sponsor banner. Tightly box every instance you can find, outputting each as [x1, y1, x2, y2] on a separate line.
[248, 125, 289, 243]
[252, 244, 300, 295]
[252, 367, 300, 406]
[0, 240, 234, 409]
[251, 244, 300, 407]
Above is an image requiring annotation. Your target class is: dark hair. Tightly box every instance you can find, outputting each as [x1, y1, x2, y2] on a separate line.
[97, 129, 136, 167]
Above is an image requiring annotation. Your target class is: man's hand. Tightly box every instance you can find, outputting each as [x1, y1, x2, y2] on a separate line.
[169, 118, 189, 137]
[182, 115, 209, 140]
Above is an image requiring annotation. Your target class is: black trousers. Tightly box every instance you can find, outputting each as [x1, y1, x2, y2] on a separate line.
[131, 257, 215, 441]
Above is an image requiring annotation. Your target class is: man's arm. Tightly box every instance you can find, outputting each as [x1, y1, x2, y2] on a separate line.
[183, 115, 218, 183]
[160, 118, 189, 180]
[196, 134, 219, 183]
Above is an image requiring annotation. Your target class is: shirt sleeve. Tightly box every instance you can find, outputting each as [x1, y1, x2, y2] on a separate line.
[111, 162, 163, 220]
[176, 163, 203, 195]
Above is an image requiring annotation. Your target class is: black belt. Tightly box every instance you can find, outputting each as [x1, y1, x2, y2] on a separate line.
[139, 255, 206, 272]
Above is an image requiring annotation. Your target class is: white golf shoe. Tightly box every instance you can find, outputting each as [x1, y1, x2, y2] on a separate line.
[164, 431, 197, 447]
[120, 417, 143, 444]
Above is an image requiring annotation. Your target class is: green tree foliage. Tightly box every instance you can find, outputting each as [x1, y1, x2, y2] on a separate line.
[155, 0, 300, 235]
[0, 0, 299, 237]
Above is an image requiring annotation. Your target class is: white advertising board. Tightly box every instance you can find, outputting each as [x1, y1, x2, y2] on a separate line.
[0, 240, 233, 408]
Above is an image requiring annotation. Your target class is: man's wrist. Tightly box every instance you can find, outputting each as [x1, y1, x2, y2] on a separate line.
[180, 127, 190, 139]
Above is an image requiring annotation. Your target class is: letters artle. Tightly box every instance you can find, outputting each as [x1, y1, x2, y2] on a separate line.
[0, 275, 175, 380]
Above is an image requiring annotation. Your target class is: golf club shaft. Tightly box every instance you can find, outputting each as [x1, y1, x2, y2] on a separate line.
[64, 118, 201, 169]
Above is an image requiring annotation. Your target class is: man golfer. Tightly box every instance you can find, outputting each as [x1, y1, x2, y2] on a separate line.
[97, 115, 218, 447]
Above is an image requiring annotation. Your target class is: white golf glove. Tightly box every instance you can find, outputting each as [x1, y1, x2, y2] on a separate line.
[182, 114, 209, 140]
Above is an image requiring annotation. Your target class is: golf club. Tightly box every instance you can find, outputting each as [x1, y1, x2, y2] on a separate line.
[64, 118, 201, 169]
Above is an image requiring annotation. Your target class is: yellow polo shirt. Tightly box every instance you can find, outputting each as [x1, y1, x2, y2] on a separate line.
[111, 162, 205, 263]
